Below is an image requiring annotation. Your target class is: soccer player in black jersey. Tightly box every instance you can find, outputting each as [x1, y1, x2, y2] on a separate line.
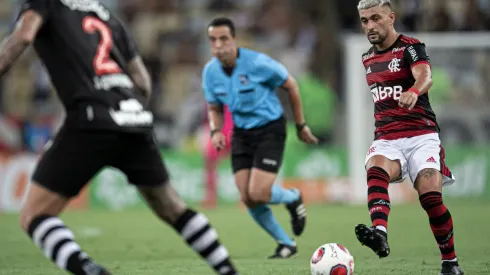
[0, 1, 239, 275]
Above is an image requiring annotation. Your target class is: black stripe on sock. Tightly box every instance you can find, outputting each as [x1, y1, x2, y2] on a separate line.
[429, 210, 451, 226]
[200, 240, 221, 258]
[51, 239, 73, 261]
[368, 167, 390, 178]
[441, 245, 455, 255]
[27, 215, 53, 237]
[367, 186, 389, 194]
[173, 209, 197, 233]
[40, 225, 66, 246]
[419, 191, 442, 201]
[187, 224, 211, 244]
[435, 229, 454, 243]
[421, 199, 443, 210]
[371, 212, 388, 221]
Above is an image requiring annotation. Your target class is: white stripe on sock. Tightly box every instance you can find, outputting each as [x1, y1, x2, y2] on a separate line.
[376, 225, 387, 233]
[43, 228, 75, 259]
[181, 214, 208, 240]
[207, 245, 229, 266]
[32, 218, 64, 247]
[55, 242, 81, 269]
[192, 228, 218, 252]
[443, 257, 458, 262]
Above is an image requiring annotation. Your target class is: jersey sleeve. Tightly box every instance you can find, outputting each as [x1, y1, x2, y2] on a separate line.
[202, 67, 220, 105]
[255, 54, 289, 87]
[18, 0, 52, 20]
[404, 43, 430, 69]
[115, 21, 139, 62]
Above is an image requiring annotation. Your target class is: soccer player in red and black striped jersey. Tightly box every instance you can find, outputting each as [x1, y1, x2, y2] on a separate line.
[354, 1, 464, 275]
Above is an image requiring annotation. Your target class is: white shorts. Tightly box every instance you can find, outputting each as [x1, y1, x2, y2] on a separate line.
[365, 133, 455, 186]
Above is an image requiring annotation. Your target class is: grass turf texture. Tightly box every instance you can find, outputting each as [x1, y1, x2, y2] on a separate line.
[0, 200, 489, 274]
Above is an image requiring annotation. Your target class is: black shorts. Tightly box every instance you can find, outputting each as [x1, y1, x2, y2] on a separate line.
[231, 117, 286, 174]
[32, 126, 169, 198]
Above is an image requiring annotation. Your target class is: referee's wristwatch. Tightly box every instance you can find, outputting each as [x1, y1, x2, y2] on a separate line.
[296, 122, 307, 133]
[210, 128, 221, 137]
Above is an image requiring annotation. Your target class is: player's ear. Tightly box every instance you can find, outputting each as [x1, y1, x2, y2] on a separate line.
[389, 11, 395, 26]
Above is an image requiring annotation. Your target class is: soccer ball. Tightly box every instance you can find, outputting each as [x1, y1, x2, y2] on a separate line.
[310, 243, 355, 275]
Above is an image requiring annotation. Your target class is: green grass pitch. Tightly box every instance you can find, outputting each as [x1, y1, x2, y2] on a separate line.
[0, 200, 489, 274]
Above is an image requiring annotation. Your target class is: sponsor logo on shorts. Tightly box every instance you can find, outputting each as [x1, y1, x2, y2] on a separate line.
[262, 158, 277, 166]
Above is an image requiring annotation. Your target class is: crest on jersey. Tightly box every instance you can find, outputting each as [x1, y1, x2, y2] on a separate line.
[388, 58, 401, 72]
[311, 247, 325, 264]
[239, 75, 248, 85]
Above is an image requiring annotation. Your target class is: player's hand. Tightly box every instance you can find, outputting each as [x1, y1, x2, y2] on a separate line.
[211, 131, 226, 151]
[398, 90, 418, 110]
[297, 125, 318, 145]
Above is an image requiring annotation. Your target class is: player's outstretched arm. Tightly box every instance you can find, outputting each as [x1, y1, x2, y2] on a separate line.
[282, 76, 318, 144]
[0, 10, 43, 77]
[128, 56, 152, 100]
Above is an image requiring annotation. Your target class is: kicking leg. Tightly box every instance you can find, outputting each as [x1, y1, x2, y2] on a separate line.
[138, 183, 238, 275]
[355, 155, 401, 258]
[248, 168, 298, 259]
[415, 169, 463, 275]
[20, 183, 110, 275]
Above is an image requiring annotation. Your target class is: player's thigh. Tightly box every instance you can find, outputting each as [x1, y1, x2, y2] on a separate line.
[32, 127, 112, 199]
[248, 132, 285, 201]
[113, 132, 169, 187]
[365, 140, 404, 181]
[408, 135, 444, 193]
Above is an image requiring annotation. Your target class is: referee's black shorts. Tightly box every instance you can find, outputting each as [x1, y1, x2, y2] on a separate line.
[231, 117, 286, 174]
[32, 125, 169, 198]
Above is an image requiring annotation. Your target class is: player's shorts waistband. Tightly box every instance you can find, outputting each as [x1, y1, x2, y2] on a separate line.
[233, 116, 286, 140]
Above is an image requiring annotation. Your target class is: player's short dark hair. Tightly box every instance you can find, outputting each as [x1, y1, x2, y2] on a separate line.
[208, 17, 236, 37]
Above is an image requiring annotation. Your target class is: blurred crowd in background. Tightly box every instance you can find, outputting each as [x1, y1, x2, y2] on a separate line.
[0, 0, 489, 153]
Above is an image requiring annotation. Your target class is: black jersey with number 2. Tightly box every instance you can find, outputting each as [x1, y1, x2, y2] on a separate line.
[18, 0, 153, 132]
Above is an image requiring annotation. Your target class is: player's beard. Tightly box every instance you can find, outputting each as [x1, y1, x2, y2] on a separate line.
[367, 32, 385, 45]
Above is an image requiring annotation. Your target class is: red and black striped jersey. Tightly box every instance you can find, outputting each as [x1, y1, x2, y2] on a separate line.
[362, 34, 439, 140]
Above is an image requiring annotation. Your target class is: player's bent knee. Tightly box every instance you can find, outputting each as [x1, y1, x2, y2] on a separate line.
[247, 184, 270, 204]
[415, 168, 442, 194]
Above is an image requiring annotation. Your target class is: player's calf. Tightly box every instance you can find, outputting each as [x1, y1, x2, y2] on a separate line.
[139, 184, 238, 275]
[24, 215, 110, 275]
[415, 169, 463, 273]
[20, 183, 110, 275]
[172, 208, 238, 274]
[366, 166, 391, 233]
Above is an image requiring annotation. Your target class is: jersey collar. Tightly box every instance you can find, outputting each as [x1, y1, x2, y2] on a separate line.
[374, 34, 403, 54]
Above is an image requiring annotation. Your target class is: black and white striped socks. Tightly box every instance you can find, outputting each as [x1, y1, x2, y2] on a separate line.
[27, 215, 107, 275]
[173, 209, 238, 275]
